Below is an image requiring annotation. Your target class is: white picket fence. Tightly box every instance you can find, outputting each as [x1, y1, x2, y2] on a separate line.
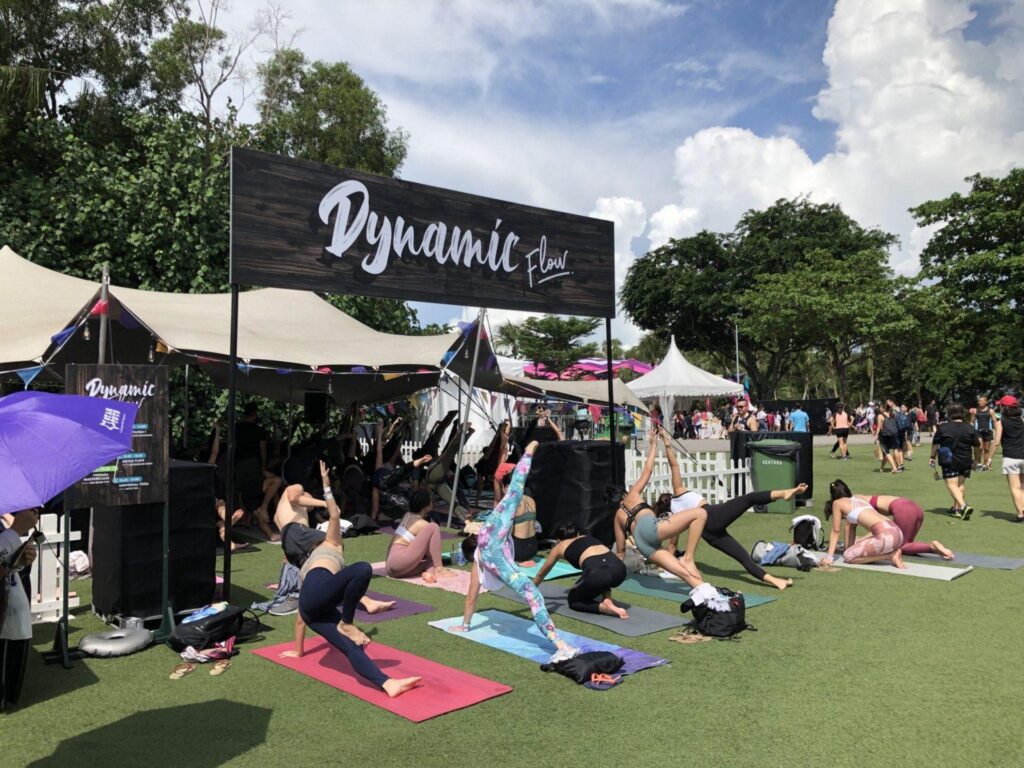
[27, 513, 81, 624]
[357, 438, 486, 469]
[623, 450, 751, 505]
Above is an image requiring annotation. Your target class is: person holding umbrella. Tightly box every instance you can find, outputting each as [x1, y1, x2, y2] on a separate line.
[1, 509, 39, 712]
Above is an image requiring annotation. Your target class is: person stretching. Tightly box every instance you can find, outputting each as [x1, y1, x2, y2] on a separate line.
[827, 480, 953, 559]
[534, 523, 629, 619]
[384, 489, 451, 582]
[612, 433, 707, 587]
[821, 488, 904, 568]
[454, 442, 578, 663]
[283, 462, 420, 698]
[655, 430, 802, 591]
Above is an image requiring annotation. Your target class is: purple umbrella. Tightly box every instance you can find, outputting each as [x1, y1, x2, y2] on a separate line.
[0, 391, 138, 514]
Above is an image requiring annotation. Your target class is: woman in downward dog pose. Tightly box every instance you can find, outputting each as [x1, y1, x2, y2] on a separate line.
[535, 523, 629, 619]
[656, 429, 803, 591]
[821, 484, 904, 568]
[284, 462, 420, 698]
[455, 442, 579, 663]
[828, 480, 953, 560]
[612, 434, 707, 587]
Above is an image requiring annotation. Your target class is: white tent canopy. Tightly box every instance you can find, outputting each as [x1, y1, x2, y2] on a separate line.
[626, 335, 742, 417]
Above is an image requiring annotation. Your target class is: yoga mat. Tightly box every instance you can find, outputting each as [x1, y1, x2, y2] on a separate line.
[515, 558, 582, 581]
[617, 573, 777, 608]
[428, 609, 669, 674]
[253, 638, 511, 722]
[493, 582, 686, 637]
[806, 552, 973, 580]
[907, 552, 1024, 570]
[354, 590, 434, 624]
[371, 562, 488, 595]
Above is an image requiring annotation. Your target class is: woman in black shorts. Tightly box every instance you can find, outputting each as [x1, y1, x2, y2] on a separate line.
[830, 402, 852, 460]
[532, 523, 629, 618]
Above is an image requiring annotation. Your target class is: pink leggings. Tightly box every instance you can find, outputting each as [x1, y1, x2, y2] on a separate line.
[844, 520, 904, 561]
[385, 523, 443, 577]
[888, 499, 931, 555]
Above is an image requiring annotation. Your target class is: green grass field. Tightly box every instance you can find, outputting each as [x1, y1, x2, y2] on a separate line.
[7, 446, 1024, 767]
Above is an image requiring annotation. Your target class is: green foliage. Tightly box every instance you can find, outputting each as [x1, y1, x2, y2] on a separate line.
[517, 315, 601, 375]
[625, 333, 668, 364]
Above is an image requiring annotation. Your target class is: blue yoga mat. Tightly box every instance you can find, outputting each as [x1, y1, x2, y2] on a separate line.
[514, 558, 582, 581]
[429, 609, 669, 674]
[617, 573, 777, 608]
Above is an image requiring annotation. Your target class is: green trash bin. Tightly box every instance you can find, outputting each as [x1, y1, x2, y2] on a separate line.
[748, 439, 800, 514]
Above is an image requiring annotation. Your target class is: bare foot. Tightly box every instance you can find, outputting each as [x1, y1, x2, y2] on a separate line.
[231, 508, 244, 524]
[421, 569, 437, 583]
[780, 483, 808, 501]
[679, 556, 703, 583]
[891, 552, 907, 569]
[383, 676, 422, 698]
[361, 598, 396, 614]
[932, 541, 954, 560]
[765, 574, 793, 591]
[598, 598, 629, 620]
[338, 622, 371, 646]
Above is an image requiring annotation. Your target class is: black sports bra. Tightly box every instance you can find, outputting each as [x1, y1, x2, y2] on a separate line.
[564, 536, 602, 568]
[622, 502, 653, 536]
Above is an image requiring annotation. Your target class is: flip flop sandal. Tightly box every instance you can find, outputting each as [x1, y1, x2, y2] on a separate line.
[210, 660, 231, 676]
[170, 663, 196, 680]
[584, 673, 623, 691]
[669, 629, 712, 645]
[814, 565, 840, 573]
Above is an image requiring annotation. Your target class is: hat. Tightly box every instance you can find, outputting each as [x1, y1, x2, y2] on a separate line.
[996, 395, 1018, 407]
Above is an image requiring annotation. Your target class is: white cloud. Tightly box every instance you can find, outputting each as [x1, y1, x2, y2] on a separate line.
[647, 0, 1024, 275]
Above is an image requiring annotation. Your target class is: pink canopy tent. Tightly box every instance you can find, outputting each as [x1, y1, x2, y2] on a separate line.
[523, 358, 653, 380]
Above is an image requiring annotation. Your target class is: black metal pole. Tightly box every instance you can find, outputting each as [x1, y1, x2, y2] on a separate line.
[223, 283, 239, 600]
[606, 318, 618, 485]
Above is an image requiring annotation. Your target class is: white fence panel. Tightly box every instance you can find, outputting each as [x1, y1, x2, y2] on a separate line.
[28, 513, 80, 624]
[623, 450, 750, 505]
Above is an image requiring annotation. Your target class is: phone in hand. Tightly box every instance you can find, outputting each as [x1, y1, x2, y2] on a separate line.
[11, 530, 45, 569]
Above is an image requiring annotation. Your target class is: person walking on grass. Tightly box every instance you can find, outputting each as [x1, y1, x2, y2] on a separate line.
[829, 402, 852, 460]
[992, 396, 1024, 523]
[875, 403, 903, 473]
[973, 395, 997, 471]
[930, 403, 980, 520]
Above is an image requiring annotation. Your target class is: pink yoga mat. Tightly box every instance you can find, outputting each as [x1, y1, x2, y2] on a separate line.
[253, 638, 511, 722]
[354, 590, 434, 623]
[371, 562, 488, 595]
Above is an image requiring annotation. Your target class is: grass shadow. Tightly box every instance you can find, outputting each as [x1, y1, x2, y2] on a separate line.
[27, 700, 272, 767]
[980, 509, 1020, 522]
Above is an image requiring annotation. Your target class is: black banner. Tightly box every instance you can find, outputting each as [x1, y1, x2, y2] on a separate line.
[230, 147, 616, 317]
[65, 364, 169, 506]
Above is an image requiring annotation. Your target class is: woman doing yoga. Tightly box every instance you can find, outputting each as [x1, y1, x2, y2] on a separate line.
[828, 480, 953, 559]
[534, 523, 629, 619]
[283, 461, 420, 698]
[821, 481, 905, 568]
[454, 442, 579, 663]
[655, 428, 803, 591]
[612, 433, 707, 587]
[384, 489, 452, 582]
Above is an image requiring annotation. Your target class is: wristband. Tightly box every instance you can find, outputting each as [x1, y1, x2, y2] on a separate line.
[323, 490, 334, 500]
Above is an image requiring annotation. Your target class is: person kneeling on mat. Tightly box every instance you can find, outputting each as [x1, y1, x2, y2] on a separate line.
[534, 523, 629, 619]
[454, 442, 579, 664]
[828, 480, 953, 560]
[655, 427, 802, 591]
[821, 486, 905, 568]
[385, 489, 452, 582]
[282, 462, 420, 698]
[612, 432, 707, 587]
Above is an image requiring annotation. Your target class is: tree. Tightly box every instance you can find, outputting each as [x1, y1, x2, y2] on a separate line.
[493, 321, 525, 357]
[517, 316, 600, 376]
[625, 333, 668, 364]
[602, 337, 624, 359]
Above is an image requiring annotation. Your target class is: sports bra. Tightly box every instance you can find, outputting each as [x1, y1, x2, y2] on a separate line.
[564, 536, 603, 568]
[299, 544, 346, 584]
[623, 501, 653, 534]
[670, 491, 704, 514]
[515, 498, 537, 524]
[846, 497, 874, 525]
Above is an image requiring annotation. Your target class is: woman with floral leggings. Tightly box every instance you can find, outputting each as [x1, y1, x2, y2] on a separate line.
[452, 441, 579, 664]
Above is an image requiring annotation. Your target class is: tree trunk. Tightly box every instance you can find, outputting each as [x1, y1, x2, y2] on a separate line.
[867, 354, 875, 403]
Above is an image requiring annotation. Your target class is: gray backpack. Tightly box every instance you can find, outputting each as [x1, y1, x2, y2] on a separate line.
[750, 541, 816, 571]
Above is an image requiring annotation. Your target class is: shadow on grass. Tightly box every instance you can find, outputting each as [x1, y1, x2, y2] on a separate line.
[20, 630, 100, 711]
[980, 509, 1020, 522]
[27, 699, 271, 767]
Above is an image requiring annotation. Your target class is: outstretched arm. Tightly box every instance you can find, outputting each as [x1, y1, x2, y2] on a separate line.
[629, 435, 658, 497]
[321, 461, 344, 549]
[660, 427, 685, 495]
[281, 614, 307, 658]
[454, 563, 482, 631]
[533, 540, 566, 585]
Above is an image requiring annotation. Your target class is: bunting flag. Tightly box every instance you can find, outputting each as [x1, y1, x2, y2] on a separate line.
[155, 340, 170, 354]
[352, 365, 368, 374]
[50, 325, 75, 347]
[237, 362, 252, 374]
[17, 366, 44, 389]
[275, 368, 292, 375]
[442, 350, 455, 366]
[457, 320, 474, 336]
[118, 309, 140, 329]
[317, 366, 332, 374]
[89, 299, 109, 316]
[382, 372, 403, 381]
[483, 353, 496, 371]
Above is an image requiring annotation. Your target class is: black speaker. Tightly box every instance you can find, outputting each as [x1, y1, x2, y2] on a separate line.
[92, 460, 217, 620]
[304, 391, 329, 424]
[729, 431, 814, 503]
[525, 440, 624, 546]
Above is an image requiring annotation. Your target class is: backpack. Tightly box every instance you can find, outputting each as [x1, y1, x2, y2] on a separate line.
[168, 605, 262, 651]
[895, 412, 911, 431]
[680, 588, 754, 638]
[790, 515, 824, 550]
[881, 416, 898, 437]
[750, 541, 817, 571]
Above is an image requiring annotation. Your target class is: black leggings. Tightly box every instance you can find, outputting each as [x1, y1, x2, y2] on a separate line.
[298, 561, 388, 688]
[567, 553, 627, 614]
[701, 491, 774, 581]
[0, 638, 29, 711]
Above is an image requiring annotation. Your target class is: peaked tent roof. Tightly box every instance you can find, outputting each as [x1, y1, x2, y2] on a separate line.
[626, 335, 743, 400]
[503, 375, 648, 412]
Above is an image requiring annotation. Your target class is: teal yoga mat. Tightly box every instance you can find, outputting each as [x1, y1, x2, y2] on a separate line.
[515, 557, 582, 581]
[617, 572, 778, 608]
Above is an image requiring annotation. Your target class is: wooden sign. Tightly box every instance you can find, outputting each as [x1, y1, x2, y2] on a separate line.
[230, 147, 616, 317]
[65, 364, 169, 506]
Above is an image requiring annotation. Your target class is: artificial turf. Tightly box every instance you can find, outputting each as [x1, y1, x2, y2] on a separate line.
[7, 446, 1024, 767]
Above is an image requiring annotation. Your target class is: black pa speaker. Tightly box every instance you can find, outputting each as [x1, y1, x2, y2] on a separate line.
[304, 391, 329, 424]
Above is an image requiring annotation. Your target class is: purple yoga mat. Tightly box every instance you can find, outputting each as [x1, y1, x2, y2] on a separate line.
[352, 590, 435, 624]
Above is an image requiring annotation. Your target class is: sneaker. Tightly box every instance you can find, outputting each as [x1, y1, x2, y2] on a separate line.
[268, 595, 299, 616]
[961, 505, 974, 521]
[948, 506, 962, 518]
[548, 646, 580, 665]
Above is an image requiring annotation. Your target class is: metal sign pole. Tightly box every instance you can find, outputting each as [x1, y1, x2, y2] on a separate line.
[605, 317, 619, 485]
[447, 309, 485, 527]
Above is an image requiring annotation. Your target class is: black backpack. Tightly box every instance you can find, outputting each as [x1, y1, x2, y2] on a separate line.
[791, 517, 824, 550]
[881, 416, 898, 437]
[680, 588, 755, 639]
[168, 605, 262, 651]
[895, 411, 911, 431]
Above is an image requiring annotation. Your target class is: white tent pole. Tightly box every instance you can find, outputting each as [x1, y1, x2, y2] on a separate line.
[447, 308, 485, 527]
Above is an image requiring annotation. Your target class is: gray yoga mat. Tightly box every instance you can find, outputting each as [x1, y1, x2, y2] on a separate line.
[492, 581, 686, 637]
[906, 552, 1024, 570]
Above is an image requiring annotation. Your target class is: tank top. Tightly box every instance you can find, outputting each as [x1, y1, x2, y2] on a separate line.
[846, 498, 874, 525]
[1002, 415, 1024, 460]
[564, 536, 603, 568]
[834, 412, 850, 429]
[976, 409, 992, 431]
[299, 544, 346, 584]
